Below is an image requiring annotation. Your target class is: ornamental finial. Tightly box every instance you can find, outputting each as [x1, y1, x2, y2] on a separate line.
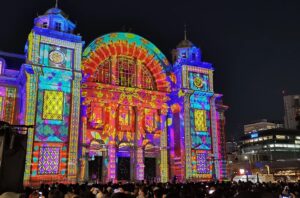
[184, 24, 187, 40]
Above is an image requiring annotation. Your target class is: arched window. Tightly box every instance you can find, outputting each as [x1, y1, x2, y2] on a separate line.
[116, 56, 136, 87]
[141, 65, 155, 90]
[94, 59, 111, 84]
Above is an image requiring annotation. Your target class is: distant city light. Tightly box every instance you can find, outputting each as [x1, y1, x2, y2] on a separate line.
[251, 133, 258, 138]
[239, 169, 245, 175]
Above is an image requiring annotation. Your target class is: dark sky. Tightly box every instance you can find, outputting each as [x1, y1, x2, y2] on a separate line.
[1, 0, 300, 140]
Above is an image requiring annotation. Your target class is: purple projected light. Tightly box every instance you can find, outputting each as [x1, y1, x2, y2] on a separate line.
[38, 147, 60, 175]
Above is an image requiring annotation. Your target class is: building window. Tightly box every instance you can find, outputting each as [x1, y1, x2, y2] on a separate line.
[182, 52, 187, 58]
[38, 147, 60, 175]
[118, 106, 134, 131]
[55, 22, 62, 31]
[42, 22, 48, 28]
[141, 65, 155, 90]
[43, 90, 64, 120]
[94, 59, 111, 84]
[192, 53, 196, 60]
[276, 135, 286, 140]
[262, 136, 267, 140]
[116, 56, 136, 87]
[194, 109, 207, 131]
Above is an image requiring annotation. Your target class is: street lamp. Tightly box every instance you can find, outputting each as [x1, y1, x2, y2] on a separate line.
[265, 165, 270, 175]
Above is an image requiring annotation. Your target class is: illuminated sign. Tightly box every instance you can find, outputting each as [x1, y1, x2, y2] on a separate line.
[251, 133, 258, 138]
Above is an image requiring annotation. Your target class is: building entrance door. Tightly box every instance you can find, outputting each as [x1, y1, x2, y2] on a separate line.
[144, 157, 156, 181]
[117, 157, 130, 180]
[88, 156, 102, 182]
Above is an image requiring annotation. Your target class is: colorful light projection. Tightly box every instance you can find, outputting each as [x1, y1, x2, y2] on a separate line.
[23, 24, 82, 184]
[82, 32, 171, 92]
[23, 68, 39, 184]
[117, 106, 134, 132]
[194, 109, 207, 131]
[189, 72, 210, 92]
[144, 108, 157, 133]
[191, 150, 212, 179]
[0, 86, 17, 124]
[34, 67, 72, 142]
[38, 147, 60, 175]
[39, 43, 74, 69]
[178, 63, 217, 179]
[42, 90, 64, 120]
[82, 33, 170, 182]
[0, 59, 3, 74]
[30, 143, 68, 180]
[190, 108, 212, 150]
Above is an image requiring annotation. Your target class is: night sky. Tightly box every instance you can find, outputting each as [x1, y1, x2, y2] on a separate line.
[1, 0, 300, 140]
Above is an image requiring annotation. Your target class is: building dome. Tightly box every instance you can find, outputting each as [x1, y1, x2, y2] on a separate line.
[34, 7, 76, 33]
[176, 39, 194, 48]
[44, 7, 68, 18]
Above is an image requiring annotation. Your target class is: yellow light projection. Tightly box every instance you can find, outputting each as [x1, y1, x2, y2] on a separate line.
[118, 106, 134, 131]
[43, 90, 64, 120]
[194, 109, 207, 131]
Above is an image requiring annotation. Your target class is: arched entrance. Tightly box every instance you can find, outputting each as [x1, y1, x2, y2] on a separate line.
[81, 33, 171, 182]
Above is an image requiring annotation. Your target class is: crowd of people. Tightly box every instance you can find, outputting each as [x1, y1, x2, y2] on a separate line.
[0, 180, 300, 198]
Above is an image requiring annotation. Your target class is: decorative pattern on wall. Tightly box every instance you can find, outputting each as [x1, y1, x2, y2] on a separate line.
[0, 86, 17, 124]
[194, 109, 207, 132]
[35, 90, 70, 142]
[189, 72, 210, 92]
[191, 149, 212, 179]
[38, 147, 60, 175]
[43, 90, 64, 120]
[82, 33, 171, 92]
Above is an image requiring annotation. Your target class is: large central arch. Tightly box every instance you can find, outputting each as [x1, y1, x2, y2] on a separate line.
[80, 32, 170, 182]
[82, 32, 171, 91]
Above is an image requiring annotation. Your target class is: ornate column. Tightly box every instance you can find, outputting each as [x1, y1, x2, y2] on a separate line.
[102, 148, 108, 183]
[160, 111, 168, 183]
[210, 95, 220, 180]
[23, 66, 39, 185]
[135, 107, 144, 181]
[68, 72, 82, 181]
[79, 104, 88, 182]
[107, 104, 117, 182]
[108, 143, 116, 182]
[184, 93, 192, 181]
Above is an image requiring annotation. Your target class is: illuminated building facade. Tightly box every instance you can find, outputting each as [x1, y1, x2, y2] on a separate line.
[0, 7, 227, 184]
[238, 128, 300, 181]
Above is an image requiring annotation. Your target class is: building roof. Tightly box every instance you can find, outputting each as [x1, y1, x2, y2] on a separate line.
[0, 51, 25, 70]
[176, 39, 194, 48]
[44, 7, 68, 17]
[240, 128, 300, 140]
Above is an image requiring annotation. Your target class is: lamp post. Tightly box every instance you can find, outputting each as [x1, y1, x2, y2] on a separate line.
[244, 155, 251, 181]
[265, 165, 270, 175]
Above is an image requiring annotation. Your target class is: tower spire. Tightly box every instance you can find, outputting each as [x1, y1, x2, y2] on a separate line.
[184, 24, 187, 40]
[55, 0, 58, 8]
